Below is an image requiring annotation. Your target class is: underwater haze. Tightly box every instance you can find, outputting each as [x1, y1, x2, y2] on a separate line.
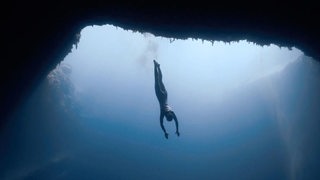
[1, 25, 320, 180]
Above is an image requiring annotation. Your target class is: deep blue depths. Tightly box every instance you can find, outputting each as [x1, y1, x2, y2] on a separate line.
[0, 56, 320, 180]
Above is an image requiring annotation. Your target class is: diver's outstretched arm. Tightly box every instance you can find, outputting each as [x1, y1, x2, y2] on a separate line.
[173, 112, 180, 136]
[160, 112, 168, 139]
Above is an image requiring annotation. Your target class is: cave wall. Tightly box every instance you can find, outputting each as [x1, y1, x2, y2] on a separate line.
[2, 2, 319, 127]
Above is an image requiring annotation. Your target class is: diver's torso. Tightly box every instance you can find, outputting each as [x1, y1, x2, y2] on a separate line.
[161, 103, 172, 112]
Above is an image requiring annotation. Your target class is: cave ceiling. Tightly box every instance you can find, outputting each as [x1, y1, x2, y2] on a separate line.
[2, 2, 319, 126]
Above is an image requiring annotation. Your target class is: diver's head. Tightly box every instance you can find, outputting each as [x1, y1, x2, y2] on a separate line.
[165, 111, 174, 121]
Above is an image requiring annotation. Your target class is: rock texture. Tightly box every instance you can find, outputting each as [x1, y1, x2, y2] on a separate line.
[2, 2, 319, 127]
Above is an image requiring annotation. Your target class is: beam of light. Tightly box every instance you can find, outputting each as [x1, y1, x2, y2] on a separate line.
[48, 24, 318, 179]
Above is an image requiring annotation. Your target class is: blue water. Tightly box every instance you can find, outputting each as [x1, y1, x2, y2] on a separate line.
[1, 25, 320, 180]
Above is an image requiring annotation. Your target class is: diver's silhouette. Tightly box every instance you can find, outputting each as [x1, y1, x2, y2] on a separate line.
[154, 60, 180, 139]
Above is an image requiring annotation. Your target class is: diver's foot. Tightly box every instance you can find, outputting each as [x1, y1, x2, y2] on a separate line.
[153, 60, 160, 67]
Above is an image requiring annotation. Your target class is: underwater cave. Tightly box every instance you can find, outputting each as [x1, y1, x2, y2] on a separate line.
[2, 2, 320, 179]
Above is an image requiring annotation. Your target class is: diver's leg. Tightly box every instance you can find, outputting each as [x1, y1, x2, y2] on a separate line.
[157, 65, 167, 98]
[154, 61, 159, 85]
[154, 61, 167, 101]
[154, 61, 162, 101]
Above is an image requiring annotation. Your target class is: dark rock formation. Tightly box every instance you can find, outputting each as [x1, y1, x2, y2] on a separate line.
[2, 2, 319, 127]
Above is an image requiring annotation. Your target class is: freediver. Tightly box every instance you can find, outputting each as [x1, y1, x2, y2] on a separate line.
[153, 60, 180, 139]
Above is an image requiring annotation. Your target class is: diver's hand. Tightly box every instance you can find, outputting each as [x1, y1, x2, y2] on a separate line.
[176, 131, 180, 137]
[164, 132, 169, 139]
